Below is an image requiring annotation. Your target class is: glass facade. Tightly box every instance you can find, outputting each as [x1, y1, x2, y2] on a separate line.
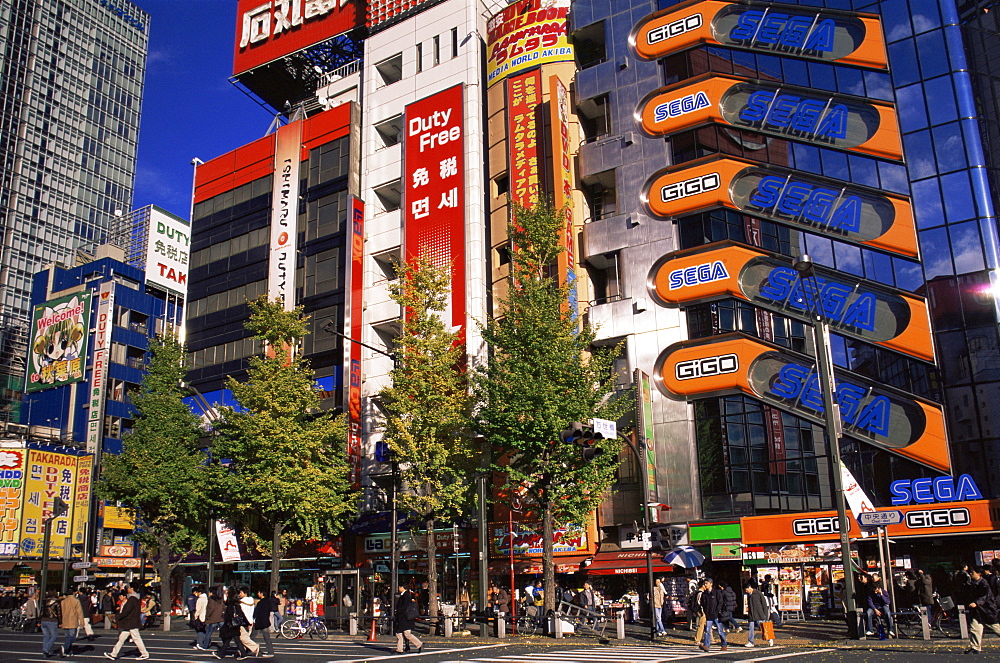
[186, 133, 355, 407]
[575, 0, 1000, 519]
[0, 0, 148, 422]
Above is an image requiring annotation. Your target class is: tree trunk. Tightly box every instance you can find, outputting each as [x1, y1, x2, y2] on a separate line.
[425, 517, 439, 619]
[270, 522, 284, 596]
[542, 499, 555, 614]
[156, 534, 173, 632]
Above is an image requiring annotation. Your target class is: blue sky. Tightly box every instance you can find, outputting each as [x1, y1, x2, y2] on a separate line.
[132, 0, 276, 218]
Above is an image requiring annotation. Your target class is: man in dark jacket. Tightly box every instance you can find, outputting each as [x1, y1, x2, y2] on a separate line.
[718, 581, 741, 632]
[104, 584, 149, 660]
[698, 579, 728, 652]
[251, 590, 275, 658]
[966, 566, 1000, 654]
[394, 586, 422, 654]
[915, 569, 935, 615]
[744, 582, 771, 647]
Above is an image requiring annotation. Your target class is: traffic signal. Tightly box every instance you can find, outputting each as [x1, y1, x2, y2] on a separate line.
[559, 422, 603, 461]
[52, 496, 69, 518]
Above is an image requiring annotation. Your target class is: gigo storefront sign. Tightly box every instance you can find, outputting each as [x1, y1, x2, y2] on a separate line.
[647, 241, 935, 362]
[630, 1, 887, 70]
[742, 500, 1000, 545]
[641, 156, 918, 259]
[654, 333, 950, 472]
[636, 74, 902, 161]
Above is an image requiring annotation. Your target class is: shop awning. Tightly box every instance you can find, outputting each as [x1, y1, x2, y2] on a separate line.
[585, 550, 673, 575]
[488, 555, 590, 575]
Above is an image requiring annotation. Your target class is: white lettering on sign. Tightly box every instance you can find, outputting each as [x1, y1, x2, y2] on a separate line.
[647, 13, 702, 45]
[660, 173, 720, 203]
[792, 516, 840, 536]
[408, 109, 461, 152]
[905, 508, 971, 529]
[240, 0, 352, 48]
[675, 353, 738, 381]
[667, 260, 729, 289]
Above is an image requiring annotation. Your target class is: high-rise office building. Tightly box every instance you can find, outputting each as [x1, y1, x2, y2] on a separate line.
[0, 0, 149, 423]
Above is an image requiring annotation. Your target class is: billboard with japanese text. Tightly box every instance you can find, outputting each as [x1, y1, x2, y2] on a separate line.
[631, 1, 887, 70]
[268, 120, 304, 311]
[144, 208, 191, 296]
[508, 70, 542, 207]
[487, 0, 572, 87]
[25, 292, 91, 393]
[233, 0, 364, 76]
[86, 283, 115, 454]
[19, 448, 81, 559]
[403, 85, 467, 333]
[0, 448, 25, 556]
[654, 333, 950, 472]
[636, 74, 902, 161]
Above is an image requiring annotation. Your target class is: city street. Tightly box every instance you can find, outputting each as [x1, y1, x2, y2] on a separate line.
[0, 630, 992, 663]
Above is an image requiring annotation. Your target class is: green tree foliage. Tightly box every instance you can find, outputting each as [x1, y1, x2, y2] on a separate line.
[213, 298, 354, 594]
[97, 334, 210, 631]
[475, 201, 626, 611]
[379, 253, 476, 618]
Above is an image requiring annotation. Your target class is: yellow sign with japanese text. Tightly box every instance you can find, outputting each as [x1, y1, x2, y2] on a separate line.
[19, 448, 78, 558]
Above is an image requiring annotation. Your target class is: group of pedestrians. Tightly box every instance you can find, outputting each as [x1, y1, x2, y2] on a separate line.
[187, 585, 278, 659]
[37, 587, 100, 658]
[688, 577, 778, 652]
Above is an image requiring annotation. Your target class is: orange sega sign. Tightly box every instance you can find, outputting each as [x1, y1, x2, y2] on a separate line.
[636, 74, 902, 162]
[648, 241, 935, 362]
[641, 156, 918, 259]
[655, 333, 950, 472]
[630, 0, 887, 70]
[742, 500, 1000, 545]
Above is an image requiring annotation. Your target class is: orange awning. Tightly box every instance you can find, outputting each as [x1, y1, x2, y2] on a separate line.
[585, 550, 672, 575]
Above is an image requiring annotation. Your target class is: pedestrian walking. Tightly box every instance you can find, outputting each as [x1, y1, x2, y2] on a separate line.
[79, 589, 97, 641]
[237, 587, 260, 657]
[719, 581, 741, 632]
[761, 574, 782, 625]
[251, 590, 276, 658]
[269, 591, 282, 633]
[212, 589, 257, 659]
[965, 566, 1000, 654]
[689, 579, 706, 642]
[743, 582, 772, 647]
[40, 589, 61, 659]
[652, 578, 666, 636]
[394, 585, 423, 654]
[190, 586, 207, 650]
[101, 589, 117, 630]
[698, 578, 728, 652]
[59, 589, 84, 657]
[200, 586, 225, 651]
[103, 584, 150, 660]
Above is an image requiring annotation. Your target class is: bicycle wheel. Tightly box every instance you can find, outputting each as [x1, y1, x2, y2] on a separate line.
[936, 615, 960, 639]
[893, 612, 919, 639]
[280, 620, 302, 639]
[313, 622, 329, 640]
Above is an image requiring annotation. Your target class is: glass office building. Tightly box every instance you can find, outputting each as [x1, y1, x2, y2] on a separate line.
[0, 0, 149, 423]
[572, 0, 1000, 523]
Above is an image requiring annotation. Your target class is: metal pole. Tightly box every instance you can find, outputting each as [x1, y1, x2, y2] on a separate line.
[207, 518, 216, 588]
[61, 536, 71, 595]
[477, 472, 489, 616]
[883, 528, 897, 619]
[808, 297, 858, 637]
[390, 460, 399, 625]
[509, 510, 516, 635]
[621, 434, 657, 642]
[40, 517, 53, 600]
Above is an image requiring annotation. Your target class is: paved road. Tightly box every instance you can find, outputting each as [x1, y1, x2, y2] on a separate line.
[0, 631, 988, 663]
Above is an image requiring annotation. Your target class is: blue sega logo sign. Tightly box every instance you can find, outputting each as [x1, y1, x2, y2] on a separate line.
[889, 474, 982, 506]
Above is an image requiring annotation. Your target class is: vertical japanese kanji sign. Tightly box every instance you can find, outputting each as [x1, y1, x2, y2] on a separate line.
[0, 448, 26, 556]
[507, 70, 541, 207]
[19, 448, 78, 558]
[268, 119, 304, 311]
[86, 282, 115, 454]
[72, 454, 93, 549]
[403, 84, 467, 333]
[345, 197, 364, 487]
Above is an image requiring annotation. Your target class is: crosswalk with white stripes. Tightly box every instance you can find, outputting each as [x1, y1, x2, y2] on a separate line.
[435, 644, 809, 663]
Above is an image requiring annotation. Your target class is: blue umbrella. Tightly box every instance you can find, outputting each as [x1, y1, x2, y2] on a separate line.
[662, 545, 705, 568]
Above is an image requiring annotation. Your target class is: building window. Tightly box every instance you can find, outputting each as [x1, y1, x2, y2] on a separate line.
[433, 34, 440, 66]
[578, 94, 611, 143]
[587, 251, 621, 304]
[493, 175, 509, 198]
[416, 43, 423, 73]
[581, 170, 617, 221]
[374, 115, 403, 148]
[452, 27, 459, 58]
[573, 21, 606, 69]
[373, 248, 401, 282]
[373, 180, 402, 213]
[375, 53, 403, 86]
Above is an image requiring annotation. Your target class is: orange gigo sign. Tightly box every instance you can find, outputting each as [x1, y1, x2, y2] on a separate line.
[641, 155, 918, 259]
[648, 240, 935, 362]
[635, 73, 903, 162]
[654, 333, 950, 472]
[630, 0, 888, 71]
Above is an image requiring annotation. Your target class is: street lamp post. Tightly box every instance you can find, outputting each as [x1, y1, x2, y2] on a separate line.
[793, 255, 858, 638]
[619, 434, 657, 643]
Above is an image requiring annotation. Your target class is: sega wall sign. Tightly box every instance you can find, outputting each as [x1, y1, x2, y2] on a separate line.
[890, 475, 983, 506]
[641, 156, 918, 259]
[654, 333, 950, 472]
[630, 0, 887, 71]
[636, 74, 903, 162]
[647, 241, 935, 362]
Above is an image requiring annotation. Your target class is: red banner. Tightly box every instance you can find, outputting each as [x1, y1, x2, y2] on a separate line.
[403, 85, 467, 332]
[507, 71, 542, 206]
[346, 197, 364, 487]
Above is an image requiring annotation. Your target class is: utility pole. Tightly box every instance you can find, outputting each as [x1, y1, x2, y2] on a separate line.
[40, 496, 69, 600]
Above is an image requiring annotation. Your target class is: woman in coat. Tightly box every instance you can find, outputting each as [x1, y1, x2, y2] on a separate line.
[213, 592, 251, 659]
[393, 586, 422, 654]
[744, 582, 772, 647]
[199, 586, 225, 652]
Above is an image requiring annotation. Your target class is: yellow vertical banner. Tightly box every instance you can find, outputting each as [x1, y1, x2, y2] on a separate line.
[72, 455, 93, 549]
[0, 447, 27, 556]
[19, 448, 77, 558]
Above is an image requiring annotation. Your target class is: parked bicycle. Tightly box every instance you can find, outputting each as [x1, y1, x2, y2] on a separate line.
[894, 595, 960, 639]
[279, 615, 328, 640]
